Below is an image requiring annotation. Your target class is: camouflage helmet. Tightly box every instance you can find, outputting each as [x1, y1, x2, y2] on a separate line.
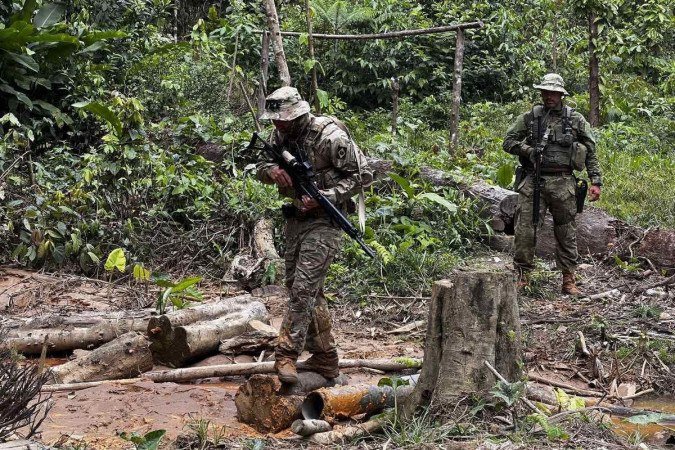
[260, 86, 310, 121]
[533, 73, 569, 95]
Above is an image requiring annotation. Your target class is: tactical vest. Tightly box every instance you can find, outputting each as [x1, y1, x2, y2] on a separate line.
[527, 105, 585, 171]
[276, 115, 350, 192]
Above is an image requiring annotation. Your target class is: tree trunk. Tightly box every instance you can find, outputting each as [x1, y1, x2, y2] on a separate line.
[588, 11, 600, 127]
[49, 332, 152, 384]
[148, 301, 268, 367]
[305, 0, 320, 113]
[449, 28, 465, 152]
[258, 31, 270, 115]
[264, 0, 291, 87]
[402, 270, 521, 416]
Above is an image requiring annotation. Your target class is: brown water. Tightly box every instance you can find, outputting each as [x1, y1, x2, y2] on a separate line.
[611, 397, 675, 446]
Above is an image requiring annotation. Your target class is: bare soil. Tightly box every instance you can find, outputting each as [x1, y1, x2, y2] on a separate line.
[1, 257, 674, 449]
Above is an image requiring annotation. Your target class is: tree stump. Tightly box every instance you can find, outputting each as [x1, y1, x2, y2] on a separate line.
[403, 269, 522, 416]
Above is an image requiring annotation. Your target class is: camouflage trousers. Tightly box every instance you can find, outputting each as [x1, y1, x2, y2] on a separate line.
[276, 215, 342, 362]
[513, 174, 579, 274]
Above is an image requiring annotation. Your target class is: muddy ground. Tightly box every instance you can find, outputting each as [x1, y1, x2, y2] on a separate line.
[1, 255, 674, 449]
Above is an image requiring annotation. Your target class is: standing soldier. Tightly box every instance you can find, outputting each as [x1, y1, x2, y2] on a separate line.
[503, 73, 603, 295]
[256, 87, 373, 384]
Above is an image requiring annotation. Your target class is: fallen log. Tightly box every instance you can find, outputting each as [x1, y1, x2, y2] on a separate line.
[148, 301, 269, 367]
[308, 416, 387, 445]
[218, 319, 278, 355]
[235, 373, 346, 433]
[2, 309, 156, 331]
[5, 294, 263, 355]
[41, 358, 422, 392]
[368, 157, 675, 270]
[49, 332, 152, 384]
[302, 384, 413, 423]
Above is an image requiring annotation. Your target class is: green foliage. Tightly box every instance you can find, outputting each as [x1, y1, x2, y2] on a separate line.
[153, 275, 204, 315]
[104, 247, 126, 273]
[491, 380, 526, 408]
[118, 429, 166, 450]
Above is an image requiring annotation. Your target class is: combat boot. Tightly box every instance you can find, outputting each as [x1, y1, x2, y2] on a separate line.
[302, 351, 339, 379]
[562, 272, 582, 296]
[274, 358, 298, 384]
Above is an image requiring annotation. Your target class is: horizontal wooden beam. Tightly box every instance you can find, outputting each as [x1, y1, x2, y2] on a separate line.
[253, 21, 484, 40]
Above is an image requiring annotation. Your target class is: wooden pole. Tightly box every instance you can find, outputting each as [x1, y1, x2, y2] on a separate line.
[42, 358, 423, 392]
[588, 11, 600, 127]
[390, 76, 399, 136]
[449, 28, 465, 152]
[258, 31, 270, 116]
[264, 0, 291, 87]
[254, 21, 483, 40]
[305, 0, 320, 113]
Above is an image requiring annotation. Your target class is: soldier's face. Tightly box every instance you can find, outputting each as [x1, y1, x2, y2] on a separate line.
[541, 90, 563, 109]
[273, 114, 308, 136]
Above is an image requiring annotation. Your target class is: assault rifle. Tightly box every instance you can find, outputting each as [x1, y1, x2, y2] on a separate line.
[248, 132, 376, 259]
[532, 129, 550, 226]
[532, 128, 550, 248]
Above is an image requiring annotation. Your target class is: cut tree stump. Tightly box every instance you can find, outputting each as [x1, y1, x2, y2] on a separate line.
[402, 269, 521, 416]
[49, 331, 152, 384]
[148, 301, 268, 367]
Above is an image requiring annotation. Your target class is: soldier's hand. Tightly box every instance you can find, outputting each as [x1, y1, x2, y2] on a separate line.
[299, 195, 319, 212]
[589, 185, 601, 202]
[522, 144, 536, 163]
[270, 166, 292, 188]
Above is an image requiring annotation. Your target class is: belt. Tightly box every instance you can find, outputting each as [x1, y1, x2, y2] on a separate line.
[540, 169, 572, 176]
[282, 203, 327, 219]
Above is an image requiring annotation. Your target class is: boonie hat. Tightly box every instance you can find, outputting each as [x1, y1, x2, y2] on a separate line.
[260, 86, 311, 121]
[533, 73, 569, 95]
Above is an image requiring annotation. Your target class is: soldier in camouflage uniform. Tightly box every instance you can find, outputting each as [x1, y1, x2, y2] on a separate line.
[503, 74, 603, 295]
[256, 87, 373, 384]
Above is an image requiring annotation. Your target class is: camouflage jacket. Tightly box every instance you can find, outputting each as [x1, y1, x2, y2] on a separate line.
[256, 114, 373, 208]
[503, 104, 602, 186]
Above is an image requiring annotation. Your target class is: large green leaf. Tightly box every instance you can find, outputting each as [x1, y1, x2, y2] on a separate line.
[104, 248, 126, 273]
[26, 33, 79, 45]
[388, 172, 416, 198]
[418, 192, 458, 213]
[495, 163, 515, 188]
[0, 84, 33, 109]
[16, 0, 39, 22]
[33, 3, 66, 28]
[6, 52, 39, 72]
[172, 276, 202, 293]
[81, 30, 127, 45]
[72, 101, 122, 135]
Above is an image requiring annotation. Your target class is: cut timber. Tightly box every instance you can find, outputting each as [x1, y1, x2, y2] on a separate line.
[218, 320, 278, 355]
[148, 301, 268, 367]
[0, 441, 54, 449]
[403, 269, 521, 416]
[42, 358, 421, 392]
[368, 157, 675, 270]
[5, 295, 261, 355]
[235, 373, 346, 433]
[49, 332, 152, 384]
